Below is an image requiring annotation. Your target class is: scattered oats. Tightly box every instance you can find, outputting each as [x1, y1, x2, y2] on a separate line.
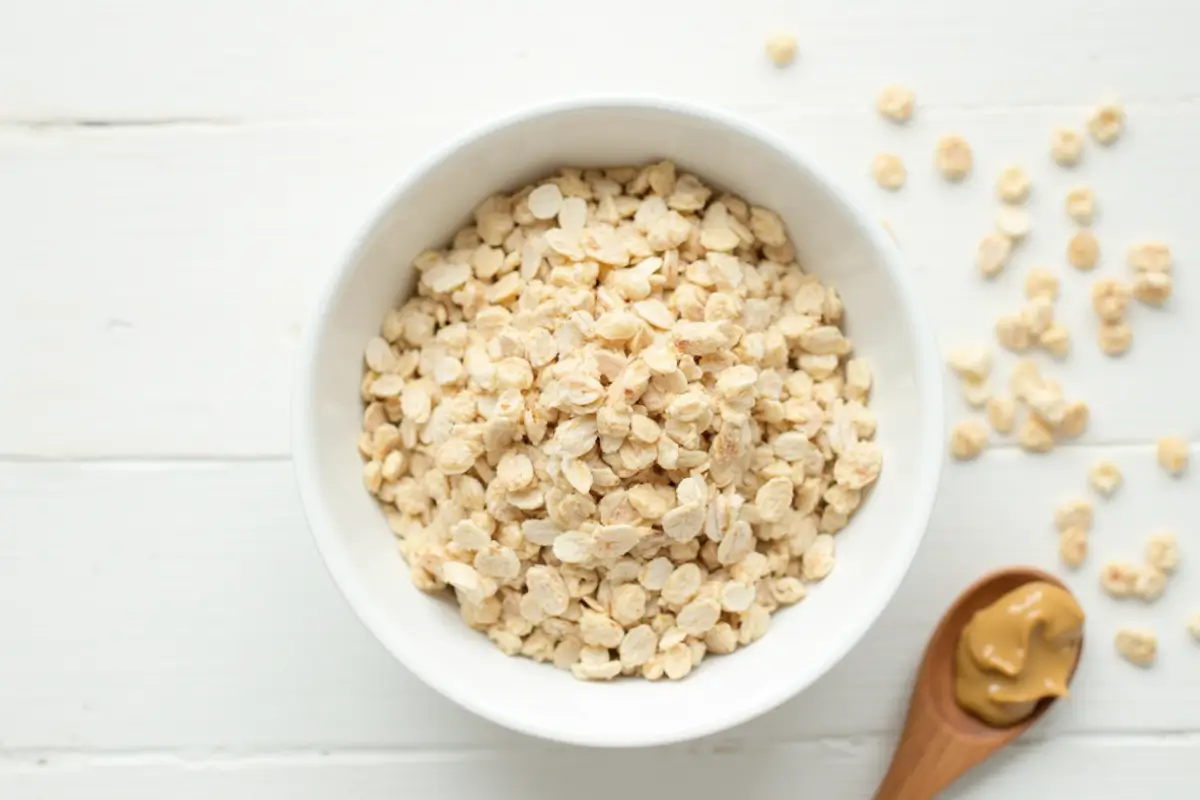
[1133, 271, 1172, 305]
[1145, 533, 1180, 574]
[1134, 567, 1167, 602]
[876, 84, 915, 123]
[1157, 436, 1189, 476]
[1038, 324, 1070, 358]
[962, 378, 992, 408]
[1059, 527, 1088, 568]
[986, 395, 1015, 435]
[996, 165, 1031, 203]
[1088, 460, 1123, 497]
[1066, 186, 1095, 225]
[1025, 268, 1060, 300]
[977, 233, 1013, 278]
[1100, 561, 1139, 598]
[1059, 401, 1089, 439]
[1187, 614, 1200, 642]
[950, 419, 988, 460]
[995, 206, 1031, 240]
[995, 313, 1033, 353]
[1091, 278, 1130, 323]
[1127, 242, 1171, 274]
[935, 135, 972, 181]
[1018, 415, 1055, 454]
[947, 345, 992, 382]
[1098, 320, 1132, 357]
[1114, 628, 1157, 667]
[1051, 126, 1083, 166]
[1088, 100, 1125, 145]
[1067, 230, 1099, 270]
[765, 33, 797, 67]
[1055, 498, 1093, 532]
[873, 153, 907, 190]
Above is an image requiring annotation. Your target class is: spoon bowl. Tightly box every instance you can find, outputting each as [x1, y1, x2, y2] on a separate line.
[874, 567, 1083, 799]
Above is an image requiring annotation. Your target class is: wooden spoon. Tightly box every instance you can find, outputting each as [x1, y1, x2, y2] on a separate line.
[873, 567, 1083, 800]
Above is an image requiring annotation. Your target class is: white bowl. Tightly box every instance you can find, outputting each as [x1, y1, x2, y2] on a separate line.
[293, 98, 944, 747]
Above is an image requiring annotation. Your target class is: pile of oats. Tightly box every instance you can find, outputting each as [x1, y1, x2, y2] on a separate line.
[357, 162, 882, 681]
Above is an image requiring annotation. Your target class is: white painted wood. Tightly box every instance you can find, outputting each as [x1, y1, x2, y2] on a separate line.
[0, 737, 1195, 798]
[0, 0, 1196, 121]
[0, 106, 1196, 456]
[0, 454, 1195, 755]
[2, 0, 1199, 793]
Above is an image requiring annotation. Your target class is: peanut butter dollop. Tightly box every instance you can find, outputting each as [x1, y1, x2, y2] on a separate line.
[955, 581, 1084, 726]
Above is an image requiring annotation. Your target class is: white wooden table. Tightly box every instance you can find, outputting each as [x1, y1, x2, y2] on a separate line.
[1, 1, 1196, 796]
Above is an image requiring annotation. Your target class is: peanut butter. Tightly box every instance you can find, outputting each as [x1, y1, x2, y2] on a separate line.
[955, 581, 1084, 726]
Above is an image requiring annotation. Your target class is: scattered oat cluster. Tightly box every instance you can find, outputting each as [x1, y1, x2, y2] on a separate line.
[947, 353, 1087, 459]
[764, 33, 797, 67]
[358, 162, 882, 681]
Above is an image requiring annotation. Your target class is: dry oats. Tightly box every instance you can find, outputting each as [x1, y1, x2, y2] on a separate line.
[1146, 532, 1180, 574]
[1157, 436, 1189, 476]
[1088, 460, 1123, 497]
[946, 345, 992, 383]
[1055, 498, 1094, 532]
[1018, 415, 1055, 453]
[1091, 278, 1130, 323]
[1133, 272, 1172, 305]
[1088, 100, 1125, 145]
[1188, 613, 1200, 642]
[986, 395, 1016, 435]
[873, 153, 907, 190]
[1114, 628, 1156, 667]
[1025, 268, 1060, 300]
[995, 313, 1033, 353]
[950, 419, 988, 460]
[358, 162, 880, 680]
[876, 84, 915, 123]
[1127, 242, 1171, 274]
[1066, 186, 1095, 225]
[996, 165, 1031, 203]
[765, 33, 798, 67]
[1059, 527, 1088, 568]
[1038, 324, 1071, 358]
[1051, 126, 1084, 166]
[977, 233, 1013, 278]
[1100, 561, 1139, 598]
[1067, 230, 1100, 270]
[1098, 321, 1132, 357]
[935, 135, 972, 181]
[996, 207, 1031, 240]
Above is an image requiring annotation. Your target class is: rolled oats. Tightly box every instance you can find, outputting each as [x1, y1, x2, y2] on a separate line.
[764, 33, 797, 67]
[1088, 460, 1122, 497]
[996, 165, 1031, 203]
[977, 233, 1013, 278]
[950, 419, 988, 460]
[876, 84, 915, 122]
[356, 162, 880, 681]
[1157, 436, 1189, 476]
[1067, 230, 1099, 270]
[873, 154, 907, 190]
[1066, 186, 1095, 225]
[1114, 628, 1156, 667]
[936, 135, 972, 181]
[986, 395, 1015, 435]
[1088, 100, 1125, 145]
[1098, 320, 1132, 357]
[1059, 527, 1088, 568]
[1051, 126, 1084, 166]
[1145, 533, 1179, 574]
[1100, 561, 1139, 598]
[996, 207, 1031, 240]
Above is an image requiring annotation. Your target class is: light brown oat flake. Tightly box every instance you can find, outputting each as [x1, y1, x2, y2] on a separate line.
[949, 419, 988, 460]
[1088, 460, 1122, 497]
[1157, 436, 1189, 476]
[873, 153, 907, 190]
[996, 165, 1031, 203]
[1059, 527, 1088, 568]
[876, 84, 915, 123]
[1068, 230, 1100, 270]
[977, 233, 1013, 278]
[1051, 126, 1084, 166]
[1025, 267, 1060, 300]
[935, 135, 973, 181]
[1098, 320, 1132, 357]
[764, 33, 798, 67]
[1088, 100, 1125, 145]
[1114, 628, 1156, 667]
[986, 395, 1016, 435]
[1066, 186, 1095, 225]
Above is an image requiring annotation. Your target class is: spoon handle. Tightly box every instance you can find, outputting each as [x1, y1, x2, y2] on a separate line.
[873, 707, 994, 800]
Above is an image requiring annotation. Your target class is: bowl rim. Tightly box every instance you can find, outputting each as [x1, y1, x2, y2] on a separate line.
[292, 95, 945, 747]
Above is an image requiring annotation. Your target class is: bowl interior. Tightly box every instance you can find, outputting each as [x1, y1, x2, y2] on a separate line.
[295, 100, 943, 746]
